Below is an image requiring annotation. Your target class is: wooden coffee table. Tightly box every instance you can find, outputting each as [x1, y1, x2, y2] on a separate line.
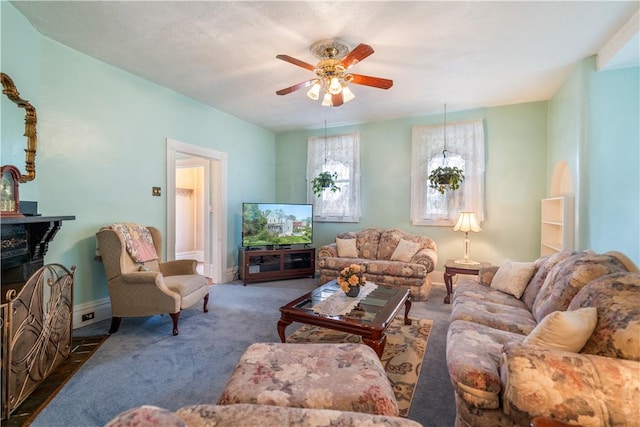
[277, 280, 411, 358]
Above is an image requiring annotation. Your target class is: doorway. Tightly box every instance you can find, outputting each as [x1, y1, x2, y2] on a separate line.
[166, 138, 228, 284]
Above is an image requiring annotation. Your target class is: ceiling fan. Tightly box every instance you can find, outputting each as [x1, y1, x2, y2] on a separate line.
[275, 39, 393, 107]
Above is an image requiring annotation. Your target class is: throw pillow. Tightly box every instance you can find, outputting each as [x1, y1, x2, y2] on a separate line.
[390, 239, 421, 263]
[336, 238, 358, 258]
[523, 307, 598, 352]
[490, 259, 536, 298]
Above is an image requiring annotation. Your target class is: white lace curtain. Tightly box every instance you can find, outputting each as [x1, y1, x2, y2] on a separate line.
[411, 120, 485, 225]
[307, 133, 361, 222]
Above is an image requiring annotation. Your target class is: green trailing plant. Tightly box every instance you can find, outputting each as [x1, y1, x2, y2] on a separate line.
[428, 165, 465, 194]
[311, 171, 340, 197]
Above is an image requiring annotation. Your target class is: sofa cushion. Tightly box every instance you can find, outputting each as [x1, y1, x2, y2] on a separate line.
[366, 260, 427, 279]
[521, 251, 579, 311]
[454, 279, 529, 309]
[390, 239, 421, 262]
[523, 307, 597, 352]
[568, 272, 640, 361]
[490, 260, 536, 298]
[336, 237, 358, 258]
[446, 320, 525, 409]
[451, 300, 537, 335]
[532, 253, 628, 322]
[356, 228, 383, 260]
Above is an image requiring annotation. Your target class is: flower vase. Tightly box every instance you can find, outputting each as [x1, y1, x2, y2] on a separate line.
[345, 286, 360, 297]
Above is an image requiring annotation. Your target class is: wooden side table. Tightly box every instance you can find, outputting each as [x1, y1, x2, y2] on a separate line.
[443, 259, 491, 304]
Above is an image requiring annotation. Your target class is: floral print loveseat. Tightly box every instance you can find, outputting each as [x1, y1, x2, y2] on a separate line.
[446, 250, 640, 427]
[105, 404, 422, 427]
[317, 228, 438, 301]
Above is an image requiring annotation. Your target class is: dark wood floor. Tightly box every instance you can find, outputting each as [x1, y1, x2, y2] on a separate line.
[4, 335, 108, 427]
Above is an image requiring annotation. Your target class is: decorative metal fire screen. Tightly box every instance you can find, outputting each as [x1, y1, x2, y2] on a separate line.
[1, 263, 75, 419]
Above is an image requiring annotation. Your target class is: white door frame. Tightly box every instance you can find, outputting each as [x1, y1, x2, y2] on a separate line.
[166, 138, 227, 284]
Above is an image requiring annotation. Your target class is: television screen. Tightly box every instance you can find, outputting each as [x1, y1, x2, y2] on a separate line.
[242, 203, 313, 248]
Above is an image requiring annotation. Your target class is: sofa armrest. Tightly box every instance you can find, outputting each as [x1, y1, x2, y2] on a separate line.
[410, 247, 437, 273]
[501, 342, 640, 426]
[318, 243, 338, 259]
[478, 265, 499, 287]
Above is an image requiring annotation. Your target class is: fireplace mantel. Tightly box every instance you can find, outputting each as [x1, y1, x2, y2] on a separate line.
[1, 215, 75, 291]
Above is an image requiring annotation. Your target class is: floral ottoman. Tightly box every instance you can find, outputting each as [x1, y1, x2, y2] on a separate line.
[217, 342, 399, 416]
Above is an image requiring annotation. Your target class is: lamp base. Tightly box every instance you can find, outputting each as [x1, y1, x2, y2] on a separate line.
[454, 258, 481, 266]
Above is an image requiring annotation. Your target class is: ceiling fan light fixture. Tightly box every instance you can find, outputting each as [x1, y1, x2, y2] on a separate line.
[321, 92, 333, 107]
[276, 40, 393, 108]
[342, 84, 355, 103]
[328, 77, 342, 95]
[307, 81, 321, 100]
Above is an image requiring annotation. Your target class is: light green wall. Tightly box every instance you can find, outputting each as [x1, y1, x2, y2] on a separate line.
[276, 102, 548, 269]
[548, 56, 639, 266]
[1, 1, 41, 201]
[588, 64, 639, 263]
[2, 3, 276, 305]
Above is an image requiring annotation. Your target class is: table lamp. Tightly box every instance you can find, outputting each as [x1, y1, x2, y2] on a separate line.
[453, 211, 481, 265]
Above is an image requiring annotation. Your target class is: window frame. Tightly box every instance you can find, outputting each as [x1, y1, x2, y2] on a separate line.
[307, 132, 361, 223]
[410, 119, 485, 226]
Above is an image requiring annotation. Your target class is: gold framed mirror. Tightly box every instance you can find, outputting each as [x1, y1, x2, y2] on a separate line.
[1, 72, 38, 217]
[1, 72, 37, 183]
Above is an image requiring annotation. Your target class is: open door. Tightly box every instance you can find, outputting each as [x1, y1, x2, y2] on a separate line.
[166, 138, 227, 284]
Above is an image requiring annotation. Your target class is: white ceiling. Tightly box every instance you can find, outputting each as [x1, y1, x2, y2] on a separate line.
[11, 1, 640, 133]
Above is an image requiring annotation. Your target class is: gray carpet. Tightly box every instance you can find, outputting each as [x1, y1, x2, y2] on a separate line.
[32, 279, 455, 427]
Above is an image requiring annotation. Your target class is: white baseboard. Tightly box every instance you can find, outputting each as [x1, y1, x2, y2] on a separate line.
[225, 267, 238, 283]
[431, 269, 444, 285]
[73, 297, 111, 329]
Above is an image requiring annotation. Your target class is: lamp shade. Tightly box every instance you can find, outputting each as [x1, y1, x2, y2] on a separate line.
[453, 211, 481, 233]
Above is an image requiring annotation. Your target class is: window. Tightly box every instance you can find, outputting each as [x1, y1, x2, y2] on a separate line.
[411, 120, 485, 226]
[307, 133, 360, 222]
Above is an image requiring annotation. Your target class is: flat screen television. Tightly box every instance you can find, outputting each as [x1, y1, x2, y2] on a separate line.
[242, 202, 313, 248]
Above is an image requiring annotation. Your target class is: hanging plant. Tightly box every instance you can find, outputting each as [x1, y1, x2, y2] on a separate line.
[311, 171, 340, 197]
[428, 165, 465, 194]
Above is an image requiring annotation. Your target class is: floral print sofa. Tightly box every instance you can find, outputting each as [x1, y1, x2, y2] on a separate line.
[446, 250, 640, 427]
[105, 403, 422, 426]
[317, 228, 438, 301]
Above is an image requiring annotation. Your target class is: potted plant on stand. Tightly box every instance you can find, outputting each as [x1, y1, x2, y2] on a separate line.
[311, 171, 340, 197]
[428, 165, 465, 195]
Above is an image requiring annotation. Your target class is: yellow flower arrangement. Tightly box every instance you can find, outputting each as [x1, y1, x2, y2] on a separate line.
[337, 263, 366, 292]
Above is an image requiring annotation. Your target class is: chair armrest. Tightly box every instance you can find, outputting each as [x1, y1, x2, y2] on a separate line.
[318, 243, 338, 259]
[501, 342, 640, 426]
[160, 259, 198, 276]
[410, 248, 437, 273]
[120, 271, 162, 283]
[479, 265, 499, 286]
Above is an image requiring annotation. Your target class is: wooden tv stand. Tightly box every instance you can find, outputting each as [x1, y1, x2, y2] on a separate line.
[239, 247, 315, 285]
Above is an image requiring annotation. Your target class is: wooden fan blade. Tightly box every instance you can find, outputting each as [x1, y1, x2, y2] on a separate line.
[350, 74, 393, 89]
[340, 44, 374, 69]
[332, 92, 344, 107]
[276, 54, 316, 71]
[275, 80, 314, 96]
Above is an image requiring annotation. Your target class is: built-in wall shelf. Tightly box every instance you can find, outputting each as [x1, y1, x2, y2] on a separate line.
[541, 196, 573, 256]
